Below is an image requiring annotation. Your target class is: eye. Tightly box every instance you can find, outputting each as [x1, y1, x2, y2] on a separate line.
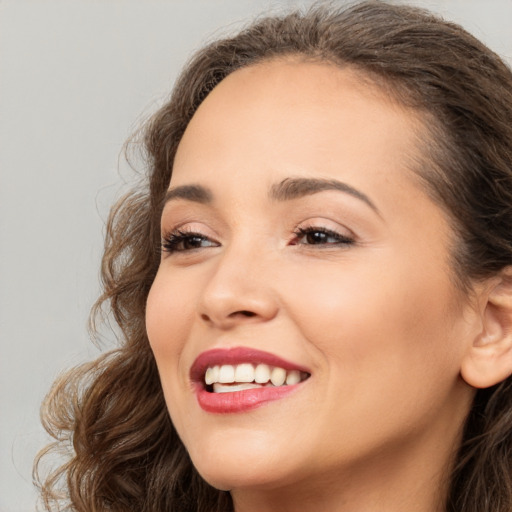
[291, 226, 355, 246]
[161, 229, 219, 254]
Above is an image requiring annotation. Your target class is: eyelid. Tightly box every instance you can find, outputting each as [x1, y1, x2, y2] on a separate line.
[293, 217, 356, 238]
[160, 219, 219, 238]
[160, 222, 221, 256]
[291, 226, 355, 247]
[160, 204, 226, 238]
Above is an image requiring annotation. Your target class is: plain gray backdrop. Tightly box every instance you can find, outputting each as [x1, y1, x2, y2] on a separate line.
[1, 1, 511, 511]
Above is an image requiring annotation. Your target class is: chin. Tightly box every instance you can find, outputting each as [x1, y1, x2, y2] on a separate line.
[196, 467, 260, 492]
[185, 433, 301, 492]
[196, 462, 294, 493]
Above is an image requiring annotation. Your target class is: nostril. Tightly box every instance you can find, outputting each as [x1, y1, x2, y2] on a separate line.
[200, 310, 255, 323]
[232, 310, 256, 318]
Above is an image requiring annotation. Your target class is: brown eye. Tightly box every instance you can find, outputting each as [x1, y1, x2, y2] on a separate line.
[162, 231, 218, 253]
[181, 235, 209, 250]
[303, 231, 335, 244]
[293, 227, 354, 246]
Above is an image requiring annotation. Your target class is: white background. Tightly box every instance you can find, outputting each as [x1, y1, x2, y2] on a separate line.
[1, 1, 511, 511]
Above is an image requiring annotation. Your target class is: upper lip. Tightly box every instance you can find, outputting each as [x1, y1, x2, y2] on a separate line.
[190, 347, 311, 382]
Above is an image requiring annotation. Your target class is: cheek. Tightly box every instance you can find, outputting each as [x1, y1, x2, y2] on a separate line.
[145, 270, 200, 434]
[282, 257, 469, 455]
[145, 270, 196, 370]
[284, 252, 464, 389]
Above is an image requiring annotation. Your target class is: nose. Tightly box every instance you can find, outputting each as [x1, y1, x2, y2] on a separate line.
[198, 245, 279, 330]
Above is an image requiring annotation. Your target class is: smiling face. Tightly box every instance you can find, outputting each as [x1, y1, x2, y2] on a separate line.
[145, 59, 478, 508]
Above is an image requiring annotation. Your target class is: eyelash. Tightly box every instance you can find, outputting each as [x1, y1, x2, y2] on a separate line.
[292, 226, 355, 247]
[161, 225, 355, 254]
[161, 228, 218, 254]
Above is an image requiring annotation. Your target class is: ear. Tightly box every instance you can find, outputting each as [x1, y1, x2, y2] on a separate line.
[461, 267, 512, 389]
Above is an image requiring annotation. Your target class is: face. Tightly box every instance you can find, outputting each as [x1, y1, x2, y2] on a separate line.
[146, 59, 476, 498]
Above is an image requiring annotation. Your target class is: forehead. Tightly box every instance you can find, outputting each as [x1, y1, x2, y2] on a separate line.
[173, 58, 426, 184]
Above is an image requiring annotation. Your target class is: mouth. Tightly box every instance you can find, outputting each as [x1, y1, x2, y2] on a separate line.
[190, 347, 311, 413]
[204, 363, 310, 393]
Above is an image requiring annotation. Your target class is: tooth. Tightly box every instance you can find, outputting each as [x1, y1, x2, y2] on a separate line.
[254, 364, 271, 383]
[205, 365, 220, 385]
[235, 363, 255, 383]
[270, 367, 286, 386]
[213, 382, 262, 393]
[219, 365, 235, 383]
[286, 370, 301, 385]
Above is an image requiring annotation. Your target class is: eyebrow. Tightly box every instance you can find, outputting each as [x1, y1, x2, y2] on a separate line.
[164, 184, 213, 205]
[269, 177, 379, 213]
[164, 177, 379, 214]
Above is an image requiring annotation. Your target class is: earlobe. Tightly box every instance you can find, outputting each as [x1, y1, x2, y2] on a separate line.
[461, 267, 512, 389]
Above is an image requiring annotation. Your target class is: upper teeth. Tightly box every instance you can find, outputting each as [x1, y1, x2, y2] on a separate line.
[205, 363, 303, 387]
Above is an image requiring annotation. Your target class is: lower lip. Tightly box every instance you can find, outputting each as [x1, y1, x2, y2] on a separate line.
[195, 384, 301, 413]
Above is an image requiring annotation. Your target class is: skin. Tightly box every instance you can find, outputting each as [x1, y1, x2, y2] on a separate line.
[146, 59, 482, 512]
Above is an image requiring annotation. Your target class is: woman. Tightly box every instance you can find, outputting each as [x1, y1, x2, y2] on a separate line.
[36, 2, 512, 511]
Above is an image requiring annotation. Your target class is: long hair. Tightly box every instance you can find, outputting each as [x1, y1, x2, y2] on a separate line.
[35, 2, 512, 511]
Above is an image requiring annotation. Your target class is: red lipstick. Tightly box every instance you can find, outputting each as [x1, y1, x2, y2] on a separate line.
[190, 347, 310, 414]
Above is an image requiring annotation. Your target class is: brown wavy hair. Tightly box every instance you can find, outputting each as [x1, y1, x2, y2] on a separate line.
[35, 2, 512, 511]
